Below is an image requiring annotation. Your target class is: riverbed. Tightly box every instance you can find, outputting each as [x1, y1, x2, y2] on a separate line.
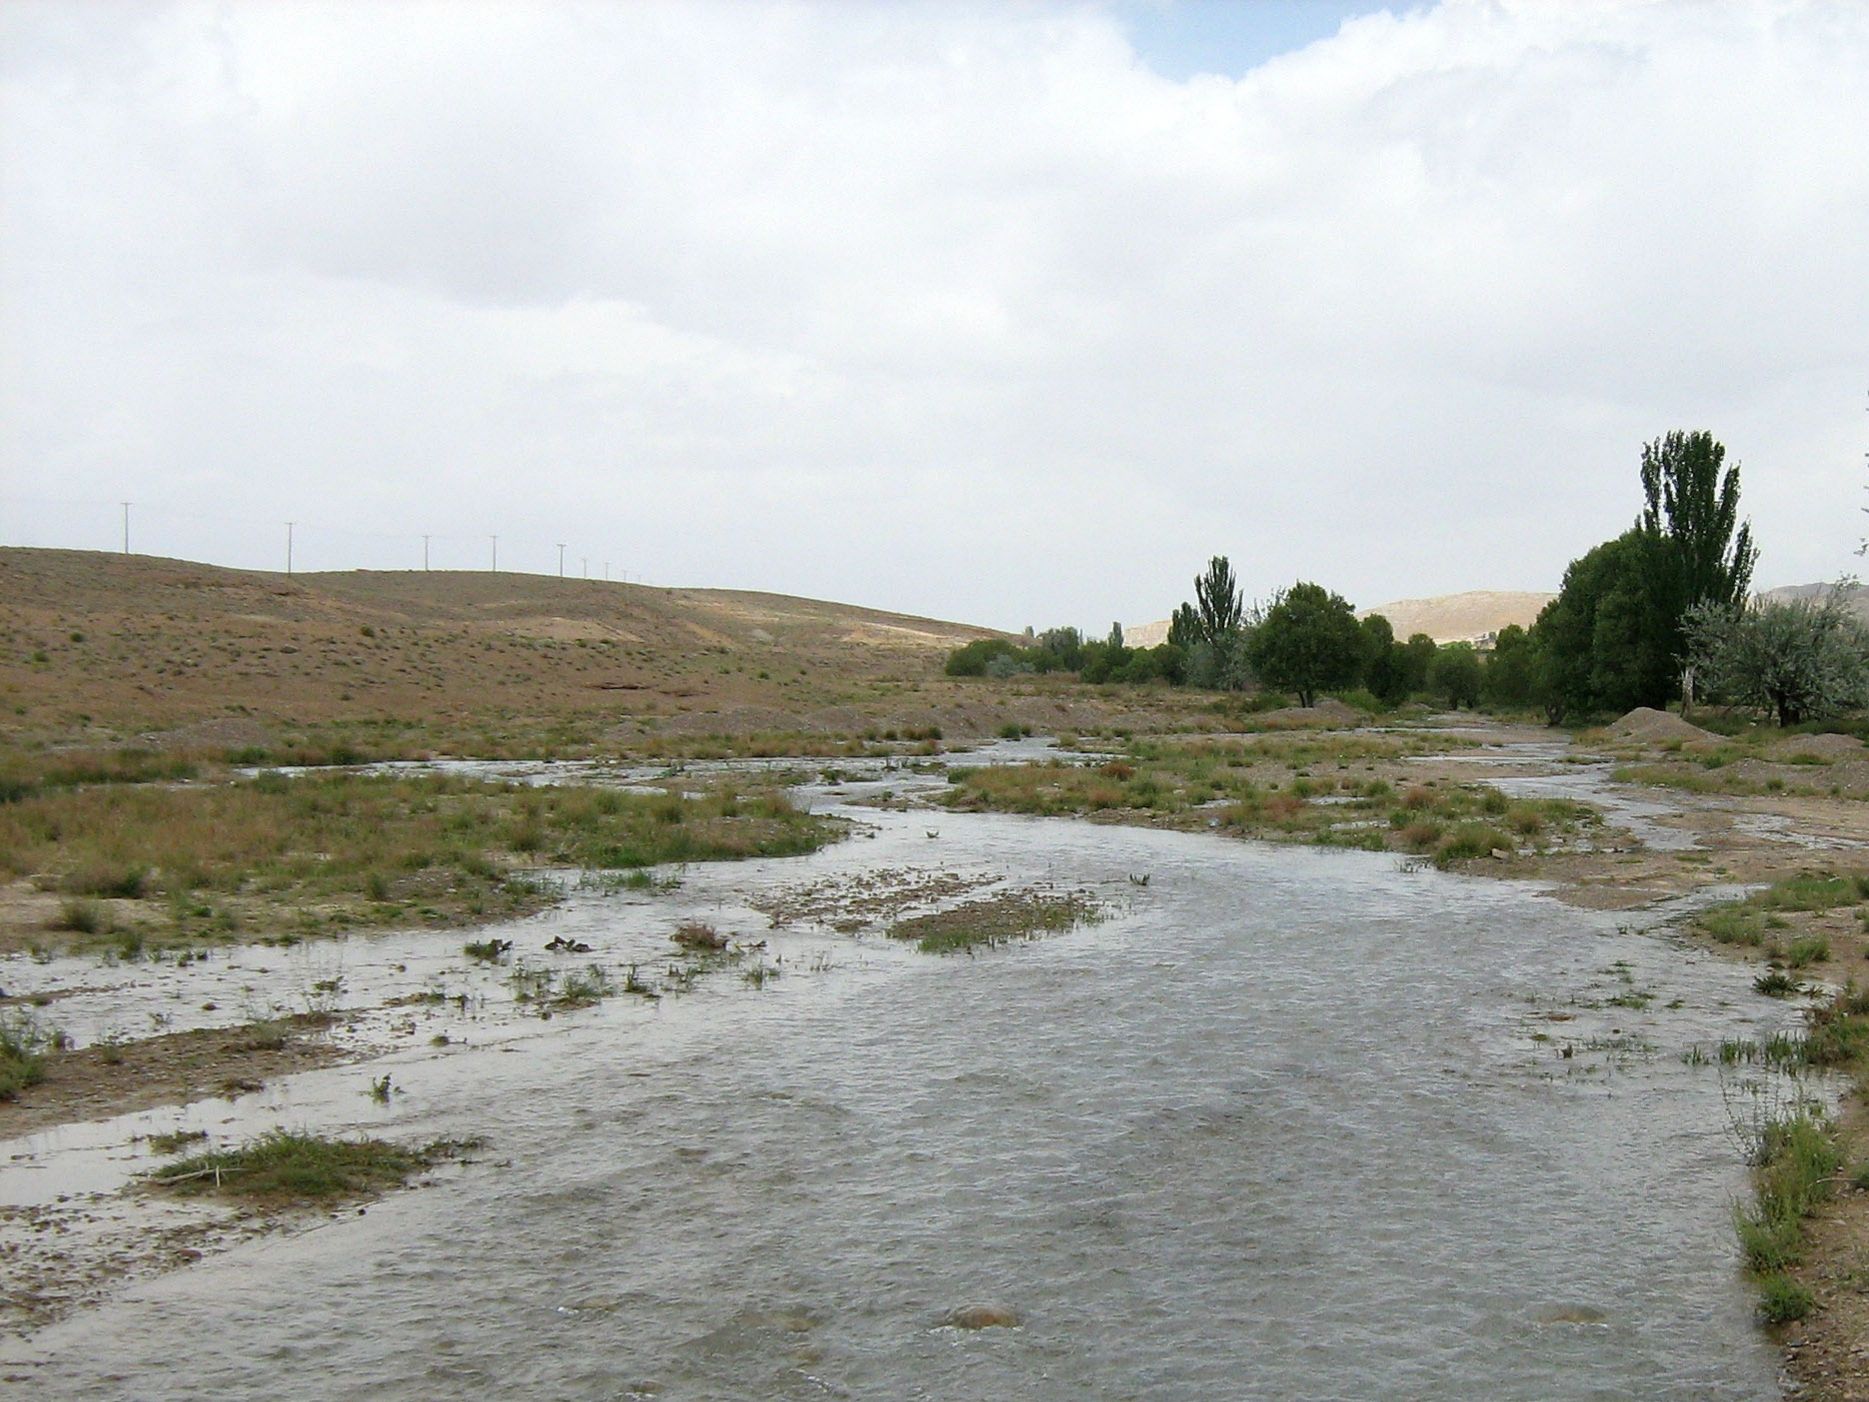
[0, 757, 1810, 1399]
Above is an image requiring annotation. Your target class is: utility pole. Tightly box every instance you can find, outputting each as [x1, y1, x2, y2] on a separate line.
[604, 561, 610, 581]
[422, 534, 430, 571]
[581, 557, 588, 578]
[120, 502, 130, 555]
[556, 542, 566, 577]
[285, 521, 294, 576]
[490, 535, 498, 573]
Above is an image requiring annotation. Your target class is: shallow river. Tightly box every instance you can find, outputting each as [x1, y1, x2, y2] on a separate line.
[2, 770, 1803, 1399]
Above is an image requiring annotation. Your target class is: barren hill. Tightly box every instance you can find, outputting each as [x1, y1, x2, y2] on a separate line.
[0, 548, 1004, 745]
[1359, 591, 1555, 644]
[1761, 582, 1869, 619]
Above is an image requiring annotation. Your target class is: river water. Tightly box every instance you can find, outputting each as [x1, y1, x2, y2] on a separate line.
[1, 766, 1801, 1399]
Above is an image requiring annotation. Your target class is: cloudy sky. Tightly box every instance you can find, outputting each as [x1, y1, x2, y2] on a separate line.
[3, 0, 1865, 630]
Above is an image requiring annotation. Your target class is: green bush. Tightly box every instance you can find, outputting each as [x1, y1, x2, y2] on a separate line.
[0, 1011, 54, 1100]
[945, 638, 1022, 677]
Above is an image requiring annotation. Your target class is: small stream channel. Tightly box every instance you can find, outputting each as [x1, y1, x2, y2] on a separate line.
[0, 739, 1816, 1398]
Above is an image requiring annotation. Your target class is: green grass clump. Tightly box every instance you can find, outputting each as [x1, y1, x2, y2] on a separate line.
[1754, 1272, 1814, 1325]
[1698, 905, 1766, 947]
[1800, 985, 1869, 1069]
[53, 897, 110, 935]
[555, 964, 616, 1008]
[146, 1129, 475, 1201]
[1754, 969, 1800, 998]
[1433, 823, 1513, 867]
[1784, 935, 1831, 968]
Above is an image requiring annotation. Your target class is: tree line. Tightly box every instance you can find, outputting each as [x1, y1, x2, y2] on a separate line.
[947, 430, 1869, 726]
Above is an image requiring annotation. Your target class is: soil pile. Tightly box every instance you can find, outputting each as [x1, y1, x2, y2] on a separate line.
[1253, 699, 1368, 728]
[1607, 707, 1719, 746]
[1766, 733, 1865, 763]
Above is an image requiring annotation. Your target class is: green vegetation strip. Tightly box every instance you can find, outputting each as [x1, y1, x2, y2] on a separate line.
[0, 772, 839, 951]
[1736, 1109, 1841, 1324]
[944, 738, 1595, 867]
[147, 1130, 482, 1202]
[1613, 763, 1810, 798]
[887, 889, 1105, 954]
[1695, 871, 1869, 950]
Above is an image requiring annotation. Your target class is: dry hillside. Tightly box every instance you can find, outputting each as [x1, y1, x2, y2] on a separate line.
[1359, 590, 1555, 644]
[1762, 581, 1869, 618]
[0, 549, 1013, 749]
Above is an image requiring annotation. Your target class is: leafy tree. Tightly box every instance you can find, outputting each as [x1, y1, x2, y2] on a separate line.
[1107, 621, 1125, 651]
[1429, 642, 1483, 709]
[1359, 614, 1407, 704]
[945, 638, 1020, 677]
[1684, 593, 1869, 725]
[1482, 624, 1535, 708]
[1194, 556, 1243, 645]
[1149, 641, 1188, 686]
[1246, 582, 1363, 707]
[1400, 633, 1438, 697]
[1530, 530, 1676, 719]
[1630, 430, 1760, 696]
[1035, 627, 1083, 672]
[1639, 430, 1758, 612]
[1167, 602, 1202, 651]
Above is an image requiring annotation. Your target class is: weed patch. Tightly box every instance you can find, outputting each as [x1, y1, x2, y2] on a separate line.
[888, 888, 1105, 954]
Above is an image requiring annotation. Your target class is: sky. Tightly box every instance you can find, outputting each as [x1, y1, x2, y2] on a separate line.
[2, 0, 1866, 632]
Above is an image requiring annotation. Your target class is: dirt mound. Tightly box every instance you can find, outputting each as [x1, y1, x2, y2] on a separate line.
[1766, 733, 1866, 763]
[1606, 708, 1718, 746]
[1252, 698, 1367, 729]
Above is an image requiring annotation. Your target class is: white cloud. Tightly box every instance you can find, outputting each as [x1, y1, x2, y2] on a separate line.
[3, 0, 1865, 626]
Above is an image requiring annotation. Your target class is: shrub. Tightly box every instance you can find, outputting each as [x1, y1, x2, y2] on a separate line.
[945, 638, 1022, 677]
[0, 1011, 53, 1099]
[65, 864, 150, 899]
[1434, 823, 1511, 867]
[1755, 1272, 1814, 1325]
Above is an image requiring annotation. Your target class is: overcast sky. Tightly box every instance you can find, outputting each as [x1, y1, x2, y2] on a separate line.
[3, 0, 1865, 631]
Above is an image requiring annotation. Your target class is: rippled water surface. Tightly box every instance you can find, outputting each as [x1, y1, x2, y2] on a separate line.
[8, 795, 1792, 1400]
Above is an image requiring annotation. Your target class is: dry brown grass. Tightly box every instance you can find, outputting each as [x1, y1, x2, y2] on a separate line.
[0, 547, 1007, 754]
